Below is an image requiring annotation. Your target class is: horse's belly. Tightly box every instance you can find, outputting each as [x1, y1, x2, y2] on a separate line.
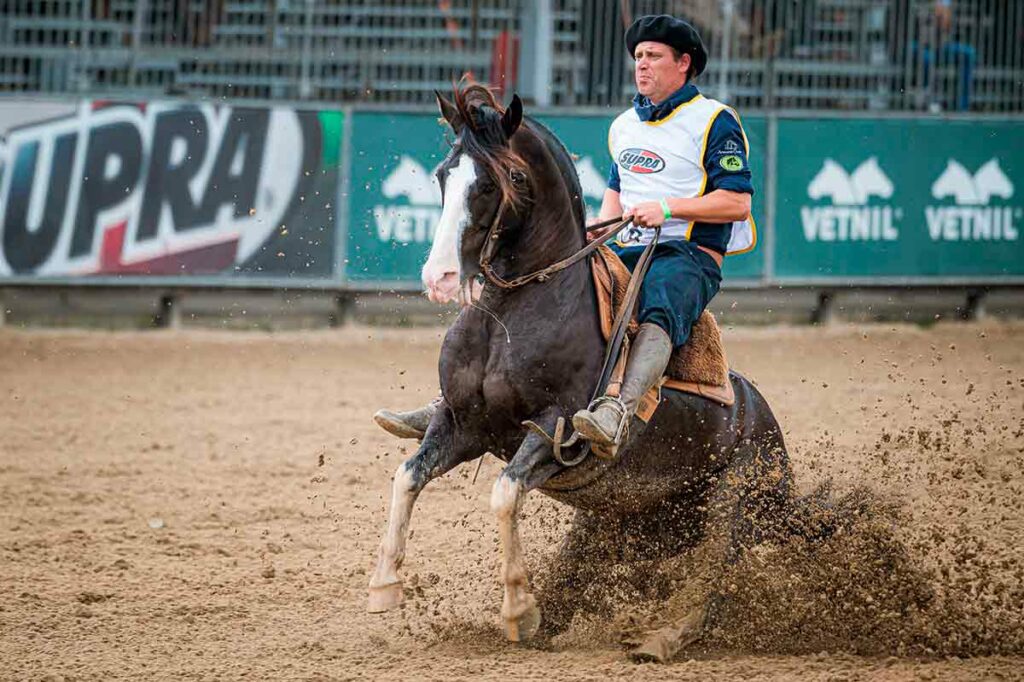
[539, 442, 713, 513]
[539, 470, 703, 513]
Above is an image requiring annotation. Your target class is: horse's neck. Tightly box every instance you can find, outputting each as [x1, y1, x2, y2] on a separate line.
[480, 219, 595, 322]
[480, 135, 596, 326]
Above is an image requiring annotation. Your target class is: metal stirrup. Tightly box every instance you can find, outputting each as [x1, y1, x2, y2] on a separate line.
[584, 395, 630, 445]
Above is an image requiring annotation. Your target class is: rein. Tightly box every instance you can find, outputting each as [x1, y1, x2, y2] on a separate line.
[478, 203, 630, 290]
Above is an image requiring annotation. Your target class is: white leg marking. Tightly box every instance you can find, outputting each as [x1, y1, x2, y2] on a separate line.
[422, 154, 477, 303]
[491, 474, 540, 641]
[368, 462, 419, 612]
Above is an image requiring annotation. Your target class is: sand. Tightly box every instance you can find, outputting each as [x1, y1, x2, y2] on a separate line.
[1, 321, 1022, 680]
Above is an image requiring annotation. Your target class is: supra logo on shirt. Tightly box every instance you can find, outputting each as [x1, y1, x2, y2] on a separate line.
[618, 148, 666, 174]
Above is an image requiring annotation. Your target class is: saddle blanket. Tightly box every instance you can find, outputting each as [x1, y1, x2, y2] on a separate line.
[590, 244, 735, 416]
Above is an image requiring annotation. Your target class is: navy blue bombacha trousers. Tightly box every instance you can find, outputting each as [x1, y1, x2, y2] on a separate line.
[612, 239, 722, 350]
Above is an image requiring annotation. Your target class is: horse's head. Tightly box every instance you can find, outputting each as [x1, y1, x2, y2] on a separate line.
[422, 85, 530, 304]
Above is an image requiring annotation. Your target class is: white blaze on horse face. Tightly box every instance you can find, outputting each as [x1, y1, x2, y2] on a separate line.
[422, 154, 477, 304]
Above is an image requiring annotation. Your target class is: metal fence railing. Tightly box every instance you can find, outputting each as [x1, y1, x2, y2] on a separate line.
[1, 0, 1022, 112]
[0, 0, 522, 103]
[556, 0, 1024, 112]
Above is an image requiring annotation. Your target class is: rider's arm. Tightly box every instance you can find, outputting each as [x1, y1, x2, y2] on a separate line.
[586, 162, 625, 241]
[629, 187, 750, 227]
[594, 161, 624, 224]
[586, 189, 624, 242]
[597, 189, 623, 223]
[666, 189, 750, 223]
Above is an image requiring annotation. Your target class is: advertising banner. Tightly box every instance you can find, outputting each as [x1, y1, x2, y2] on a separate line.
[7, 98, 1017, 290]
[774, 118, 1024, 281]
[344, 112, 446, 285]
[345, 110, 766, 285]
[0, 101, 342, 283]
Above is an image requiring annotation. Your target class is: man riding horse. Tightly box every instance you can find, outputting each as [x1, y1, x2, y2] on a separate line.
[375, 14, 756, 458]
[367, 15, 807, 660]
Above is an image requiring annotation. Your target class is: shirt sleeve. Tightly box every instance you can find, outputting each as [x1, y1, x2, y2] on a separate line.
[607, 161, 621, 192]
[703, 109, 754, 195]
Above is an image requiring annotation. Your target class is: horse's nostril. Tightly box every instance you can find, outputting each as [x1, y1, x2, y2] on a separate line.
[433, 272, 457, 287]
[423, 269, 459, 291]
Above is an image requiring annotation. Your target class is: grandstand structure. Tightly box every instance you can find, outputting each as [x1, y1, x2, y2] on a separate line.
[1, 0, 1021, 112]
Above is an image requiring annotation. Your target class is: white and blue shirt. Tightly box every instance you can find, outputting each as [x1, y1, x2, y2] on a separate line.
[607, 83, 756, 255]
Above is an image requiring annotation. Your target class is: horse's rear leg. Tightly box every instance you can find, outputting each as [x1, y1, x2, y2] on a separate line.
[368, 403, 472, 612]
[491, 412, 564, 642]
[630, 435, 792, 662]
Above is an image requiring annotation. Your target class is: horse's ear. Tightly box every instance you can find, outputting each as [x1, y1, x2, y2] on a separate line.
[435, 90, 462, 132]
[501, 94, 523, 139]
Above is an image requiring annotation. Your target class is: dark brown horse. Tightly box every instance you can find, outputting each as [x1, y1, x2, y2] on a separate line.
[367, 84, 797, 658]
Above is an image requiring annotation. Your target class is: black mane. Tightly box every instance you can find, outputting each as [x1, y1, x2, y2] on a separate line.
[451, 83, 587, 234]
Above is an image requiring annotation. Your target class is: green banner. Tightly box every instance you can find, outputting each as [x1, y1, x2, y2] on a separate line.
[344, 110, 767, 284]
[774, 119, 1024, 281]
[345, 112, 447, 284]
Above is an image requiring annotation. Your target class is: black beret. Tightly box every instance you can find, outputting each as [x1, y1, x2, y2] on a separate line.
[625, 14, 708, 77]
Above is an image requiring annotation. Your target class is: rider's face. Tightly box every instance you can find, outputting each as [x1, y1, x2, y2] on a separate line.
[634, 41, 690, 104]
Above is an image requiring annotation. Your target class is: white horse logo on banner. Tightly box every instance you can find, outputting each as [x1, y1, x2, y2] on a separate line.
[932, 158, 1014, 206]
[801, 157, 899, 242]
[382, 156, 441, 206]
[375, 155, 443, 244]
[808, 157, 893, 205]
[926, 157, 1018, 241]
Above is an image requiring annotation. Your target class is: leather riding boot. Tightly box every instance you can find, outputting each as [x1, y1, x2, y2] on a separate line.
[373, 397, 441, 440]
[572, 323, 673, 459]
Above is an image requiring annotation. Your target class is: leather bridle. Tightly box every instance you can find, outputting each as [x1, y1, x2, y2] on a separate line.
[476, 196, 631, 291]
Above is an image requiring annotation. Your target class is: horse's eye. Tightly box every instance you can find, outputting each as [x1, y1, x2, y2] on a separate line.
[510, 170, 526, 185]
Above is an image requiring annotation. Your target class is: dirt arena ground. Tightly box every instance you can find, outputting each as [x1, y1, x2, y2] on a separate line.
[2, 320, 1022, 680]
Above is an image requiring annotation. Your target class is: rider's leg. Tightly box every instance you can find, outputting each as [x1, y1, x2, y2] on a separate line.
[572, 322, 671, 454]
[374, 395, 443, 440]
[573, 242, 722, 457]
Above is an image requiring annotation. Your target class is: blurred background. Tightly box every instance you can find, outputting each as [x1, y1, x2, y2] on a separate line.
[0, 0, 1022, 327]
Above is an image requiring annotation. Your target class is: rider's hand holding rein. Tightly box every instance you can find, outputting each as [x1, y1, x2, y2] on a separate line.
[624, 199, 672, 228]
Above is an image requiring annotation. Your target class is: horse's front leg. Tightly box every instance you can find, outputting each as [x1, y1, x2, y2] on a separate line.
[490, 410, 565, 642]
[367, 402, 473, 612]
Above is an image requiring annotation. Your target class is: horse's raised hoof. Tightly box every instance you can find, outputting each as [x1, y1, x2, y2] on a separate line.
[373, 410, 426, 440]
[367, 581, 405, 613]
[504, 599, 542, 643]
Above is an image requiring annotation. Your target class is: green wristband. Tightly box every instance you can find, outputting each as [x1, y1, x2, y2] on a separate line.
[659, 199, 672, 220]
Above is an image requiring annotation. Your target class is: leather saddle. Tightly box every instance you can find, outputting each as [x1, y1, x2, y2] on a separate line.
[590, 245, 735, 419]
